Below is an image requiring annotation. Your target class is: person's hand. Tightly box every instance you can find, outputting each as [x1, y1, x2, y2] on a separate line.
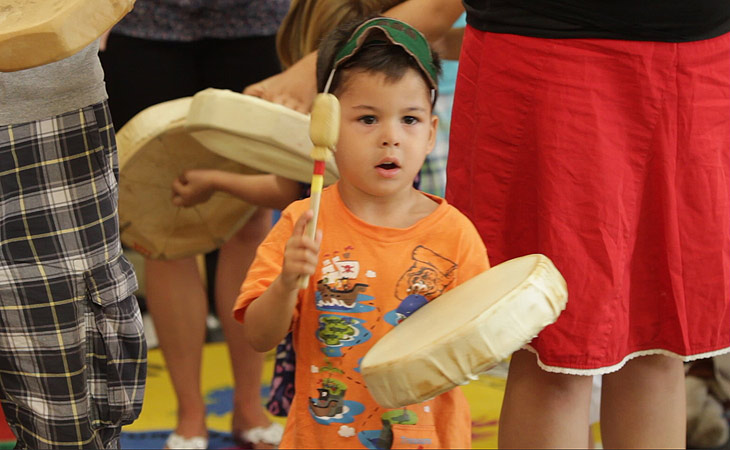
[243, 52, 319, 113]
[171, 169, 216, 207]
[280, 210, 322, 291]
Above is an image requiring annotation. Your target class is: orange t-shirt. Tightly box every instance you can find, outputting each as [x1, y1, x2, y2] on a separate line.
[235, 184, 489, 449]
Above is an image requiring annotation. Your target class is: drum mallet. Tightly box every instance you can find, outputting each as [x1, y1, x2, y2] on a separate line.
[298, 93, 340, 289]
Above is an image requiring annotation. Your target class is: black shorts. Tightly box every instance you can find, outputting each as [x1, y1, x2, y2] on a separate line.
[100, 33, 282, 129]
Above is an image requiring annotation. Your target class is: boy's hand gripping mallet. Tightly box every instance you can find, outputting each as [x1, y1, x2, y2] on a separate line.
[298, 93, 340, 289]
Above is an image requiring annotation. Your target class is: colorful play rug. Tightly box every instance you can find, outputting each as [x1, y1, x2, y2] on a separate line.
[120, 343, 507, 449]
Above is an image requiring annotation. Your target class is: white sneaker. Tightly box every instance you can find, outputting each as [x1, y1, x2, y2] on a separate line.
[164, 432, 208, 449]
[237, 422, 284, 447]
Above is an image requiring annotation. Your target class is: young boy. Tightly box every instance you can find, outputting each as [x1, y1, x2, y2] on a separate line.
[233, 17, 489, 449]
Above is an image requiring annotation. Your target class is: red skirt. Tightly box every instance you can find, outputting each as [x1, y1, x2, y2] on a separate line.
[447, 28, 730, 374]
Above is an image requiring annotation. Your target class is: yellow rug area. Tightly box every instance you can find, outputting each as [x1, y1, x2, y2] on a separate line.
[122, 342, 507, 449]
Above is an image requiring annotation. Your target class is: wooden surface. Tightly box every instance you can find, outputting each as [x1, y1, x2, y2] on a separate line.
[117, 97, 259, 260]
[0, 0, 134, 71]
[186, 89, 340, 185]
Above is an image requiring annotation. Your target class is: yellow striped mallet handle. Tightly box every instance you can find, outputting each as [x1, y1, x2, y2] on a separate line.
[298, 93, 340, 289]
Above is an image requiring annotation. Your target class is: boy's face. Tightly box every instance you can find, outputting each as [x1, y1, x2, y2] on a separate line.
[333, 68, 438, 200]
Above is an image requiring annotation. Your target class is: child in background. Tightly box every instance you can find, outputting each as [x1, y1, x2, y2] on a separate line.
[232, 16, 489, 448]
[171, 0, 414, 209]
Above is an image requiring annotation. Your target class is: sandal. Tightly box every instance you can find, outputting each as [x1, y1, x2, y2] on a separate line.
[234, 422, 284, 448]
[164, 431, 209, 449]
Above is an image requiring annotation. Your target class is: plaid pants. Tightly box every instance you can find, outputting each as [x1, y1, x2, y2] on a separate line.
[0, 101, 146, 449]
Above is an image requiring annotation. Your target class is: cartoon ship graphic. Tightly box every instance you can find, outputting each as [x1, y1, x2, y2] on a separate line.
[322, 256, 360, 283]
[317, 281, 369, 308]
[309, 377, 348, 417]
[317, 256, 368, 308]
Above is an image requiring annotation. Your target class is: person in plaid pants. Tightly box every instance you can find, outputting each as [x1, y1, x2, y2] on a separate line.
[0, 39, 147, 449]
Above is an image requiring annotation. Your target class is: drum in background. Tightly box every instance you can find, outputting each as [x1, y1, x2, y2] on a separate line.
[117, 97, 260, 260]
[0, 0, 134, 72]
[361, 254, 568, 409]
[185, 89, 340, 185]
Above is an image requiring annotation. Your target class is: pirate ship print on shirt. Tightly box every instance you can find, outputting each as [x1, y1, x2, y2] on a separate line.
[316, 249, 375, 313]
[308, 361, 366, 425]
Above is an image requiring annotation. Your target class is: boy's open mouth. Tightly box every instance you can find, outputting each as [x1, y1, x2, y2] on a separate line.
[375, 160, 401, 178]
[376, 162, 400, 170]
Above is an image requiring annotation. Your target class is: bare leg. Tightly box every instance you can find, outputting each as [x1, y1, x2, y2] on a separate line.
[499, 349, 593, 448]
[601, 354, 685, 449]
[145, 257, 208, 439]
[214, 209, 274, 438]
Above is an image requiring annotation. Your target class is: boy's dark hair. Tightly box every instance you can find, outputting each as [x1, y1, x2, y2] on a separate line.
[315, 16, 442, 106]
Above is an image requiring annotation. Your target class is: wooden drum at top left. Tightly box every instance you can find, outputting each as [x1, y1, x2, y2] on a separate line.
[0, 0, 134, 71]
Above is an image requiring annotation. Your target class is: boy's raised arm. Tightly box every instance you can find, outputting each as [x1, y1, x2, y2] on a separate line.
[243, 210, 321, 351]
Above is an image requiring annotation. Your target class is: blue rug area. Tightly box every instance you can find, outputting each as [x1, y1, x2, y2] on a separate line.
[121, 429, 240, 449]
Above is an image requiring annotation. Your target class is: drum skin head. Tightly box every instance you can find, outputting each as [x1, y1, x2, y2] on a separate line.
[361, 254, 568, 409]
[0, 0, 135, 71]
[117, 97, 259, 260]
[186, 89, 339, 185]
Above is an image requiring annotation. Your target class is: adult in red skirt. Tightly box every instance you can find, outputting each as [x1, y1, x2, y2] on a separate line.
[239, 0, 729, 447]
[447, 1, 730, 448]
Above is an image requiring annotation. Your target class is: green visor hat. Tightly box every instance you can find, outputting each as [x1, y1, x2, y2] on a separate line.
[324, 17, 438, 104]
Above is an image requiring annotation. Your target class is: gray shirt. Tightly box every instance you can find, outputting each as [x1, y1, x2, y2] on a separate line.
[0, 41, 107, 125]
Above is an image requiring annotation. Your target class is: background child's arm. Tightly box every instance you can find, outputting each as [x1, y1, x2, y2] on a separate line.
[385, 0, 464, 41]
[243, 210, 321, 351]
[172, 170, 301, 210]
[432, 27, 464, 60]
